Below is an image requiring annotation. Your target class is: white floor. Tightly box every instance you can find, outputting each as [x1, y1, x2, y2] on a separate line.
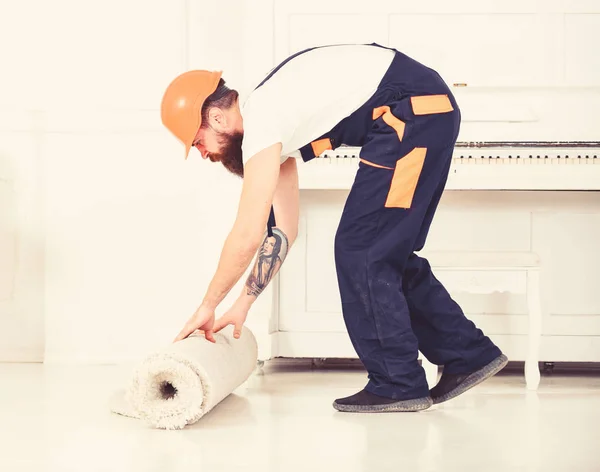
[1, 361, 599, 472]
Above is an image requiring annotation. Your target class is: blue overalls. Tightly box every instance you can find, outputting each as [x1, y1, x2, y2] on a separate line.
[264, 44, 502, 400]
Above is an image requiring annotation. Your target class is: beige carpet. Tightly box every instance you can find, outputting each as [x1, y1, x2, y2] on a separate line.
[110, 325, 257, 429]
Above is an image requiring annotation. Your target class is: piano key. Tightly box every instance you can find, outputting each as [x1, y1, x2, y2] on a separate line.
[298, 146, 600, 190]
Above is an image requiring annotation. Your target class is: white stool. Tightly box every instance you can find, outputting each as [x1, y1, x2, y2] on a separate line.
[419, 251, 542, 390]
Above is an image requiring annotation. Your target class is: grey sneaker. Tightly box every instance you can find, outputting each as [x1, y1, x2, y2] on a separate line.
[333, 389, 433, 413]
[430, 354, 509, 404]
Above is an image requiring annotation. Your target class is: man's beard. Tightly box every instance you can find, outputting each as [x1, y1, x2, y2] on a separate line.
[208, 131, 244, 177]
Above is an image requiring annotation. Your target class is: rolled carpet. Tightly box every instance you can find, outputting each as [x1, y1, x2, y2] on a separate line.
[110, 325, 258, 430]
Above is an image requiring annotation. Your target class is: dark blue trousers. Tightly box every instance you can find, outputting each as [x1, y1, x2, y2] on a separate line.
[334, 88, 502, 400]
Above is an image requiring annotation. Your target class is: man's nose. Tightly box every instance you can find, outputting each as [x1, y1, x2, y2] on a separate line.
[195, 144, 208, 159]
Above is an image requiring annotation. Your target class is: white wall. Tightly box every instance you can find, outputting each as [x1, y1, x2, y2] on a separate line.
[0, 0, 264, 363]
[0, 111, 45, 361]
[1, 0, 599, 363]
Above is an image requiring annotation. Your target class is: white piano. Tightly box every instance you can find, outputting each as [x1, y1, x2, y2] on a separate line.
[297, 142, 600, 190]
[264, 142, 600, 380]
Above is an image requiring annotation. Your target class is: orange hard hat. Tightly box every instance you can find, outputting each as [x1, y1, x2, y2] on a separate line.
[161, 70, 222, 158]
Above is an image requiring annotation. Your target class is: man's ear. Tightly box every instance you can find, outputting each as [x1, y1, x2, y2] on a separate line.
[207, 107, 226, 130]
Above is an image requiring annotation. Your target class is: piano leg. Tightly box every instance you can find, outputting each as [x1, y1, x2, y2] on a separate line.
[525, 269, 542, 390]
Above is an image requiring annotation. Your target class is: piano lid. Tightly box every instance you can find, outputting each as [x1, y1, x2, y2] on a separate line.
[455, 141, 600, 148]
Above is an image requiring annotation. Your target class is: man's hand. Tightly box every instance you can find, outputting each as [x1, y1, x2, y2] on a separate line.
[213, 297, 251, 339]
[173, 304, 216, 343]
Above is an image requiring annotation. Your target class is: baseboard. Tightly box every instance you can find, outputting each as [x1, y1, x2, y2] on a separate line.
[541, 336, 600, 362]
[270, 331, 526, 359]
[271, 332, 600, 363]
[272, 331, 357, 358]
[38, 333, 600, 364]
[0, 347, 44, 363]
[43, 353, 144, 365]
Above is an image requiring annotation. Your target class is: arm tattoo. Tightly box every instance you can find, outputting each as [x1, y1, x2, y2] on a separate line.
[245, 227, 289, 297]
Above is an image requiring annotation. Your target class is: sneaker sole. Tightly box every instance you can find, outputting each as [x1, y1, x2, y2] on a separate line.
[432, 354, 509, 405]
[333, 396, 433, 413]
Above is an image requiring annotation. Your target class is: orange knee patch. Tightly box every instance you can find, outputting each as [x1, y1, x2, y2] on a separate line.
[411, 95, 454, 115]
[372, 106, 405, 141]
[385, 148, 427, 209]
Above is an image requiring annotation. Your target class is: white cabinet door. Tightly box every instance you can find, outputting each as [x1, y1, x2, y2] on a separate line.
[533, 209, 600, 336]
[389, 13, 562, 87]
[565, 14, 600, 87]
[279, 191, 347, 332]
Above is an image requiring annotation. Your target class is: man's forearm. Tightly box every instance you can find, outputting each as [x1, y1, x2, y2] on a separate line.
[201, 229, 261, 309]
[244, 227, 290, 299]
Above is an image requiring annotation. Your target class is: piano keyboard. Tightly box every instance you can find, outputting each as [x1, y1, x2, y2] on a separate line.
[297, 146, 600, 190]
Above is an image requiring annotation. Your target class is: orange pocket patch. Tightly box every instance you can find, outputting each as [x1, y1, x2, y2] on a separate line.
[372, 106, 405, 141]
[311, 138, 333, 156]
[385, 148, 427, 209]
[411, 95, 454, 115]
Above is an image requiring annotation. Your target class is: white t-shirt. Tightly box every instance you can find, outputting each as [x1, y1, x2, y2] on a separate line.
[241, 44, 395, 165]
